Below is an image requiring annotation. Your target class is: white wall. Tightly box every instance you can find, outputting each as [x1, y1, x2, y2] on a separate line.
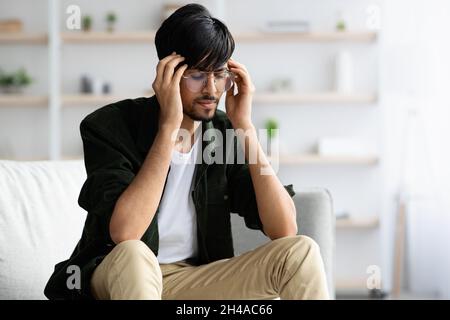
[1, 0, 387, 293]
[381, 0, 450, 298]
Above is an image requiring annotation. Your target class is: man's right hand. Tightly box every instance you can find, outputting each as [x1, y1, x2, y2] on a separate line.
[152, 52, 188, 130]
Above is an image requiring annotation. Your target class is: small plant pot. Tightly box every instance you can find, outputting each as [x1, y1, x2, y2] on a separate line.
[82, 16, 92, 32]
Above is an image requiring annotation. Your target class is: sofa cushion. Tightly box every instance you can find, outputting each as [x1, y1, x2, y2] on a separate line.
[0, 160, 86, 300]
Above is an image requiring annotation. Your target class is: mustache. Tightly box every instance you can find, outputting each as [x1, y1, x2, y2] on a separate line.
[195, 96, 218, 103]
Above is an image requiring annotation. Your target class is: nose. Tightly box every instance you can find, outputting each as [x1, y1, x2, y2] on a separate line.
[202, 74, 218, 95]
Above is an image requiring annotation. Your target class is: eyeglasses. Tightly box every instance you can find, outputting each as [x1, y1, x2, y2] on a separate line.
[182, 70, 236, 93]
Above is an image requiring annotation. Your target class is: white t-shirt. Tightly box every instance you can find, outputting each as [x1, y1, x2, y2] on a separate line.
[156, 131, 200, 264]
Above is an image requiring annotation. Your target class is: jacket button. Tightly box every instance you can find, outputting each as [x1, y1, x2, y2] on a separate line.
[224, 194, 228, 200]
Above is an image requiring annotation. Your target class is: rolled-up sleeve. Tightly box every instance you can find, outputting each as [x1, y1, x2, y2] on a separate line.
[227, 161, 295, 232]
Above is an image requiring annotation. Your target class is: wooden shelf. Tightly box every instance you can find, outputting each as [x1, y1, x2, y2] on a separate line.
[61, 93, 153, 106]
[62, 92, 375, 106]
[0, 31, 376, 45]
[62, 94, 129, 105]
[233, 31, 377, 42]
[253, 92, 377, 104]
[60, 30, 376, 44]
[0, 95, 48, 106]
[0, 33, 47, 44]
[61, 31, 155, 44]
[336, 216, 380, 229]
[273, 154, 379, 165]
[61, 156, 83, 161]
[0, 157, 50, 161]
[335, 278, 369, 291]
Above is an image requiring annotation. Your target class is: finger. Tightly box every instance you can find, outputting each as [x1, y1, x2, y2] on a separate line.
[173, 63, 189, 85]
[156, 54, 179, 83]
[228, 59, 248, 72]
[226, 81, 235, 98]
[155, 53, 179, 85]
[163, 56, 185, 84]
[229, 67, 251, 87]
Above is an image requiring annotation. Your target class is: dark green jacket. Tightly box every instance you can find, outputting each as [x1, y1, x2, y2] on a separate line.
[44, 95, 295, 300]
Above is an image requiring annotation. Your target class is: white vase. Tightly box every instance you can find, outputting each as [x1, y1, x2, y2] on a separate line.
[334, 50, 354, 93]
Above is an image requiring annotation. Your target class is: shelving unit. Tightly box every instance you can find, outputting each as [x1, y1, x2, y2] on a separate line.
[0, 4, 380, 161]
[59, 30, 377, 44]
[1, 92, 377, 107]
[0, 9, 382, 183]
[61, 92, 376, 107]
[234, 30, 377, 42]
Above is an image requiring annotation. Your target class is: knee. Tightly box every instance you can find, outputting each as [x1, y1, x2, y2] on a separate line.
[274, 235, 319, 250]
[273, 235, 322, 263]
[294, 235, 320, 251]
[112, 240, 159, 267]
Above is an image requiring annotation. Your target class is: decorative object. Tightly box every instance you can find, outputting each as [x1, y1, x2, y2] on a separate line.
[80, 75, 93, 93]
[0, 68, 33, 94]
[264, 118, 279, 155]
[317, 137, 373, 157]
[105, 11, 117, 32]
[0, 19, 23, 33]
[92, 78, 104, 95]
[80, 75, 112, 95]
[335, 11, 347, 31]
[82, 15, 92, 32]
[102, 82, 111, 94]
[265, 118, 278, 140]
[269, 77, 293, 92]
[334, 50, 354, 93]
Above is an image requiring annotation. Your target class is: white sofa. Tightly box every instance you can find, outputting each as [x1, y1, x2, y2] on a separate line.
[0, 160, 335, 299]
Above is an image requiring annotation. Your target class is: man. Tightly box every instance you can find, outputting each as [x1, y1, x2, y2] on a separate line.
[44, 3, 329, 300]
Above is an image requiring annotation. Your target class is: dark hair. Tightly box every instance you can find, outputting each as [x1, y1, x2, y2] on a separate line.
[155, 3, 235, 71]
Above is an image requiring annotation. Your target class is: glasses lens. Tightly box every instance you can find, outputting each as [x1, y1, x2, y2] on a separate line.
[185, 72, 206, 92]
[184, 71, 235, 93]
[215, 72, 234, 92]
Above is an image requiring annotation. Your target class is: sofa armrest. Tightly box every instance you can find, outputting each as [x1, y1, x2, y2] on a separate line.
[230, 187, 335, 299]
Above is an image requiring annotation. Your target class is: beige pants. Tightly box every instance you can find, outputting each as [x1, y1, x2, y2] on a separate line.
[91, 235, 329, 300]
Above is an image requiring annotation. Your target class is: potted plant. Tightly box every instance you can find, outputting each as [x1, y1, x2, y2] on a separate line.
[336, 20, 346, 31]
[0, 68, 33, 94]
[82, 15, 92, 32]
[106, 11, 117, 32]
[335, 11, 347, 32]
[264, 118, 279, 155]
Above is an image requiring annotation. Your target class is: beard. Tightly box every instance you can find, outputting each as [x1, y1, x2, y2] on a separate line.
[184, 98, 219, 121]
